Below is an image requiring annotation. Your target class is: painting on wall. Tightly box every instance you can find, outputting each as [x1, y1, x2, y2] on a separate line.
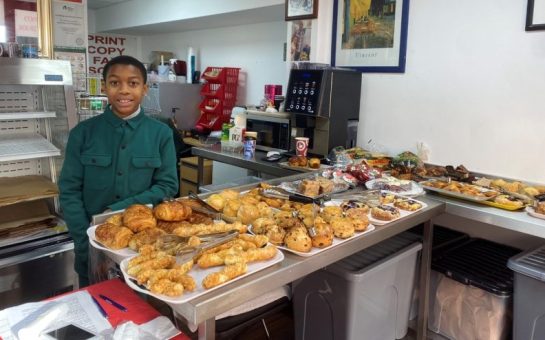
[290, 19, 312, 61]
[526, 0, 545, 30]
[331, 0, 410, 72]
[285, 0, 318, 21]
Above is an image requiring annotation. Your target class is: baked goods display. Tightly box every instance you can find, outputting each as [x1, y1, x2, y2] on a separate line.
[421, 180, 499, 201]
[279, 176, 349, 198]
[371, 205, 401, 221]
[421, 179, 530, 211]
[281, 156, 324, 171]
[121, 233, 282, 301]
[250, 201, 374, 255]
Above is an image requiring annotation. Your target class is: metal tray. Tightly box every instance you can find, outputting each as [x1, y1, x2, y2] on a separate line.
[420, 182, 498, 202]
[120, 247, 284, 304]
[278, 161, 331, 172]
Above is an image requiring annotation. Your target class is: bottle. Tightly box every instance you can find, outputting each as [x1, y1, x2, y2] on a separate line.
[243, 131, 257, 159]
[187, 47, 195, 84]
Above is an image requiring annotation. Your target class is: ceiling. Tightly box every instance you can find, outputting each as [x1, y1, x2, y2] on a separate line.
[87, 0, 132, 10]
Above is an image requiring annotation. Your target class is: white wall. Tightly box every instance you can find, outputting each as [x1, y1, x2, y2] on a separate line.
[356, 0, 545, 183]
[139, 21, 288, 106]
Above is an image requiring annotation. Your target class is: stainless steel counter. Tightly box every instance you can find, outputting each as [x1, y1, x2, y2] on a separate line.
[425, 193, 545, 238]
[168, 174, 445, 340]
[191, 146, 300, 186]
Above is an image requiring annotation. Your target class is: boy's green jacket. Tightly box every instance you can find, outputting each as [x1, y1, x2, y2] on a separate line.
[59, 106, 179, 275]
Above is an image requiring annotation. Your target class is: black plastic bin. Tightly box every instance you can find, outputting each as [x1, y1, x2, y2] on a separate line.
[407, 224, 469, 257]
[429, 238, 521, 340]
[507, 244, 545, 340]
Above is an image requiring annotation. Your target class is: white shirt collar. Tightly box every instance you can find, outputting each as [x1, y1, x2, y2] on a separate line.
[122, 105, 141, 120]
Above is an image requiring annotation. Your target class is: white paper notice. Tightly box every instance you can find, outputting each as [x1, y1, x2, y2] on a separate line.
[0, 291, 111, 339]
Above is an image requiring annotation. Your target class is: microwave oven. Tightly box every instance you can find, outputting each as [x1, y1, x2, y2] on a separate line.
[245, 111, 291, 152]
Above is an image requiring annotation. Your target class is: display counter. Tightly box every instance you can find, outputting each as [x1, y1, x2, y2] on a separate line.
[192, 146, 300, 187]
[164, 173, 445, 340]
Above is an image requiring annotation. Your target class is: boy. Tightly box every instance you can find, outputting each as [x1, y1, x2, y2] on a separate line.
[59, 55, 179, 286]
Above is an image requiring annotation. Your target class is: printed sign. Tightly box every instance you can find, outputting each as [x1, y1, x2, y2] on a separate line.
[88, 34, 137, 75]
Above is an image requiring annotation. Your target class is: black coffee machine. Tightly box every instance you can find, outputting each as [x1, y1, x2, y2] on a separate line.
[285, 67, 361, 157]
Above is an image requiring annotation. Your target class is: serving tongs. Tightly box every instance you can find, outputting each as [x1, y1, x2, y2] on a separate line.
[261, 187, 330, 206]
[187, 191, 236, 223]
[158, 230, 239, 263]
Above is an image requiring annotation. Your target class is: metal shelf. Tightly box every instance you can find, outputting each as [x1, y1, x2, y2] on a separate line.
[0, 111, 56, 120]
[0, 133, 60, 162]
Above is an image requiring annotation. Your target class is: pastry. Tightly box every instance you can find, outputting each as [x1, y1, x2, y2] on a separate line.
[311, 221, 334, 248]
[371, 205, 401, 221]
[251, 217, 276, 234]
[299, 179, 320, 197]
[105, 213, 123, 226]
[394, 198, 423, 211]
[330, 217, 355, 239]
[237, 204, 260, 225]
[320, 205, 343, 223]
[256, 201, 273, 218]
[95, 222, 134, 249]
[219, 189, 240, 201]
[265, 225, 287, 245]
[345, 208, 370, 231]
[308, 158, 321, 169]
[128, 227, 165, 251]
[153, 201, 192, 221]
[223, 199, 242, 217]
[123, 204, 157, 232]
[206, 194, 226, 212]
[536, 201, 545, 214]
[340, 200, 369, 213]
[379, 192, 396, 204]
[202, 263, 248, 289]
[494, 195, 524, 209]
[316, 178, 335, 194]
[284, 226, 312, 252]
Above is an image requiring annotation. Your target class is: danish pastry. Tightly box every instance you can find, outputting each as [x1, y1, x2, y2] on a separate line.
[371, 205, 400, 221]
[494, 195, 524, 209]
[379, 192, 396, 204]
[340, 200, 369, 213]
[95, 222, 133, 249]
[393, 198, 423, 211]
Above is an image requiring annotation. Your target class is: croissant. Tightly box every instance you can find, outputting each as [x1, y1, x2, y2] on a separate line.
[128, 228, 165, 251]
[153, 201, 192, 221]
[95, 222, 134, 250]
[123, 204, 157, 232]
[202, 262, 247, 289]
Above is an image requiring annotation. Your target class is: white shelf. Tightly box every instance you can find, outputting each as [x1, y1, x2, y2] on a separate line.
[0, 111, 56, 120]
[0, 134, 60, 162]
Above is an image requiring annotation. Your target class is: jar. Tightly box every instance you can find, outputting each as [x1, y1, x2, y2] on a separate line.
[243, 131, 257, 159]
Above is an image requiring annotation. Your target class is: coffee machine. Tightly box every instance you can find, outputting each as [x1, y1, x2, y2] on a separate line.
[285, 67, 361, 157]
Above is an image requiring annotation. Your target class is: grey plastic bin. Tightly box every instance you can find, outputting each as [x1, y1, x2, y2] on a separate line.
[293, 233, 422, 340]
[508, 244, 545, 340]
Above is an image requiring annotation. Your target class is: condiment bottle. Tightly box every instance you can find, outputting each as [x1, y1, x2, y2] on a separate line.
[243, 131, 257, 159]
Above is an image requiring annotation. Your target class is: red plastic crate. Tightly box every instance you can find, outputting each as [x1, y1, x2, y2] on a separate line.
[200, 83, 238, 102]
[201, 67, 240, 84]
[194, 110, 233, 132]
[199, 98, 236, 115]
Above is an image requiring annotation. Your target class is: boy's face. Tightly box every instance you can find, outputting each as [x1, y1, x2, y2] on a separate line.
[104, 64, 148, 118]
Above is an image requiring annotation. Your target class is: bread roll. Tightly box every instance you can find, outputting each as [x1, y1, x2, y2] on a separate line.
[154, 201, 192, 221]
[237, 204, 260, 225]
[95, 222, 134, 250]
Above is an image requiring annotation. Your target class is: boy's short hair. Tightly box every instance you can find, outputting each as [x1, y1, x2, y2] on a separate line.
[102, 55, 147, 83]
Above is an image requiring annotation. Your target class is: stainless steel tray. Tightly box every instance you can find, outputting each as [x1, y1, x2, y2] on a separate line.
[420, 182, 497, 202]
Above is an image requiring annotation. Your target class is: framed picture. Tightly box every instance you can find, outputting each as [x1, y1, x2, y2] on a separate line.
[285, 0, 318, 21]
[331, 0, 410, 73]
[526, 0, 545, 31]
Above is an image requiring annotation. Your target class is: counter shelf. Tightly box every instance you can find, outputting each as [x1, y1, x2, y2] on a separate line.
[158, 173, 443, 340]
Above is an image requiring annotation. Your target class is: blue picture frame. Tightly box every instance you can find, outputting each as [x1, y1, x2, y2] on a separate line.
[331, 0, 410, 73]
